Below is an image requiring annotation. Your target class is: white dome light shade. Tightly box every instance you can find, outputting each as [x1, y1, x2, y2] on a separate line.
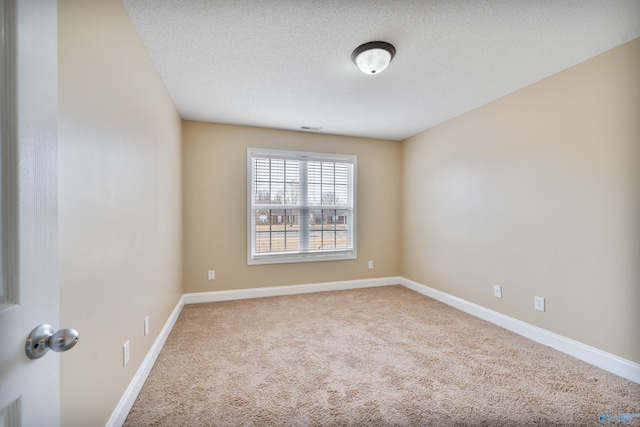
[355, 48, 391, 74]
[351, 41, 396, 75]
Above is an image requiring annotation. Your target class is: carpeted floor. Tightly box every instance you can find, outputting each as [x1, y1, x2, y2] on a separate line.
[124, 286, 640, 426]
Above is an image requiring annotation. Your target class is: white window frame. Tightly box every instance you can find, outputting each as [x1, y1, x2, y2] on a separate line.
[247, 148, 357, 265]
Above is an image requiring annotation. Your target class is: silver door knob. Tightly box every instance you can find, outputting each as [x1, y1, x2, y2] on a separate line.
[25, 324, 79, 360]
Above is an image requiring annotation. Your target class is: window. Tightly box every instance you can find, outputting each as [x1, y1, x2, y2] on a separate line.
[248, 148, 356, 265]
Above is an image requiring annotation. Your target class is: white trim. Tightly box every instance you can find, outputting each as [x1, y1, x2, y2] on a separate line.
[400, 277, 640, 384]
[183, 276, 401, 304]
[249, 249, 357, 266]
[105, 295, 186, 427]
[109, 275, 639, 425]
[106, 277, 397, 426]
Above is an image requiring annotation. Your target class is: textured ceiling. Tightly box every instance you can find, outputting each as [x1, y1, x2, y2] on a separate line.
[122, 1, 640, 141]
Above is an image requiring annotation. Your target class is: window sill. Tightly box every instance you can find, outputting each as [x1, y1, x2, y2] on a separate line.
[248, 250, 356, 265]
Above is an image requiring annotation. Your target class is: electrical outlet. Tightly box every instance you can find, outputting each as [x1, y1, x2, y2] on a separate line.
[144, 316, 149, 336]
[208, 270, 215, 280]
[493, 284, 502, 298]
[123, 340, 130, 366]
[534, 296, 545, 312]
[368, 260, 374, 269]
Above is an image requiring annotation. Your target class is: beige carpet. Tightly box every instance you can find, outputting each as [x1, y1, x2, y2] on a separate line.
[124, 286, 639, 426]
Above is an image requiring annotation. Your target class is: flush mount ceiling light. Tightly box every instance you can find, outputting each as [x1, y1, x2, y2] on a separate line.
[351, 41, 396, 75]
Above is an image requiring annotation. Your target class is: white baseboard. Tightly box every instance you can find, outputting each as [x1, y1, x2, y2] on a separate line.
[106, 277, 400, 426]
[108, 275, 639, 425]
[400, 277, 640, 384]
[105, 295, 186, 427]
[182, 276, 402, 304]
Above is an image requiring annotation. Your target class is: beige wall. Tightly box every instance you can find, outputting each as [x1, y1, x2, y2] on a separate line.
[182, 122, 402, 293]
[402, 38, 640, 363]
[56, 2, 638, 421]
[58, 1, 183, 425]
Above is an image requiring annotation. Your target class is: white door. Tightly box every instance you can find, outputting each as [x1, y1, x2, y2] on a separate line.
[0, 0, 61, 426]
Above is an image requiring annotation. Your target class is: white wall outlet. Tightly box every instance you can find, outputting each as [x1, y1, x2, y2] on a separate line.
[144, 316, 149, 336]
[208, 270, 215, 280]
[534, 296, 545, 312]
[493, 284, 502, 298]
[368, 260, 374, 269]
[123, 340, 130, 366]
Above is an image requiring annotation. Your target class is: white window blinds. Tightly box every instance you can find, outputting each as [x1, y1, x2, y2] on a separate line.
[247, 148, 357, 265]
